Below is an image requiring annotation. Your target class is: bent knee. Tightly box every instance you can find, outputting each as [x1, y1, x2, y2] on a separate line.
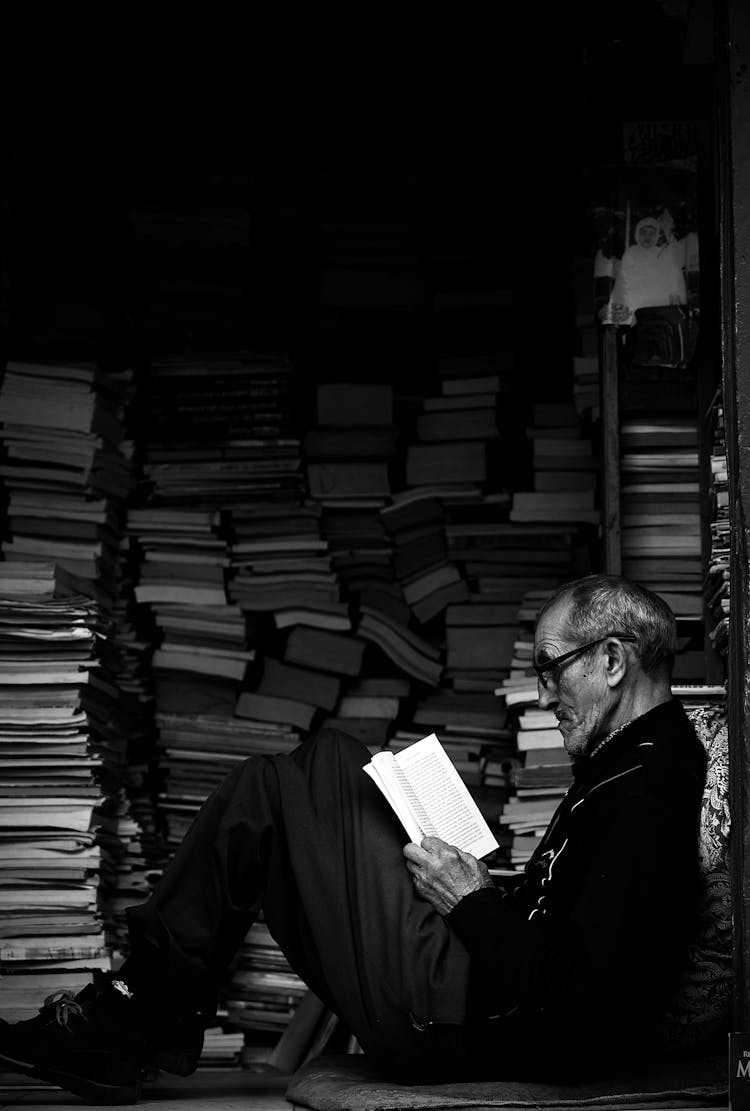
[292, 727, 371, 774]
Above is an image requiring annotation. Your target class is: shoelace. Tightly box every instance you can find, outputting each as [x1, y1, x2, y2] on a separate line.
[41, 991, 87, 1032]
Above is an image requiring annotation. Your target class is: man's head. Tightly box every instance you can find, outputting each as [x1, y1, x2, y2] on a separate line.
[533, 574, 677, 757]
[635, 217, 660, 249]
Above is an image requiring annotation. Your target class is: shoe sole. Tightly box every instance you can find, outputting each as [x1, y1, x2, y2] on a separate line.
[149, 1050, 199, 1076]
[0, 1049, 142, 1105]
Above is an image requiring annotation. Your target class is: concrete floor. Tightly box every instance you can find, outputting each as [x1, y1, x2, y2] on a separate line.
[0, 1070, 731, 1111]
[0, 1067, 731, 1111]
[0, 1069, 293, 1110]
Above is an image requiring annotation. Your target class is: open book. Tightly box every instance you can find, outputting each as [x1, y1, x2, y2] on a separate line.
[363, 733, 499, 859]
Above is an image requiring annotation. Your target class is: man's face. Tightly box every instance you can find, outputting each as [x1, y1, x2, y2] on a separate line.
[637, 223, 659, 248]
[533, 600, 614, 758]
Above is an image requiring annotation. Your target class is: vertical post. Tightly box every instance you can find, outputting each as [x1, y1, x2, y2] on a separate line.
[600, 325, 621, 574]
[717, 0, 750, 1031]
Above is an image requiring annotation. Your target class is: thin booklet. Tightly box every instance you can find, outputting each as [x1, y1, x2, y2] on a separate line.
[363, 732, 499, 859]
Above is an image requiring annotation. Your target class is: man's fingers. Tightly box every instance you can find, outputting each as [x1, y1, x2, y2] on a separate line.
[403, 842, 431, 865]
[420, 836, 449, 854]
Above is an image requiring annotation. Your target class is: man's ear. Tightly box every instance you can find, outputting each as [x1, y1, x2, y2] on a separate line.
[604, 637, 628, 688]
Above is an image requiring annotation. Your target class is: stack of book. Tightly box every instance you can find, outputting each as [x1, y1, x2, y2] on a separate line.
[573, 356, 600, 419]
[228, 381, 411, 739]
[619, 415, 705, 678]
[494, 588, 556, 870]
[228, 501, 346, 634]
[154, 713, 300, 848]
[94, 790, 151, 957]
[443, 403, 594, 713]
[444, 599, 518, 693]
[303, 381, 396, 629]
[393, 370, 508, 624]
[356, 363, 507, 690]
[282, 624, 368, 686]
[453, 402, 596, 624]
[400, 557, 468, 628]
[104, 535, 164, 916]
[223, 443, 353, 741]
[130, 506, 228, 606]
[620, 417, 702, 598]
[0, 361, 135, 606]
[416, 365, 501, 452]
[405, 362, 502, 498]
[705, 392, 729, 661]
[199, 1025, 245, 1068]
[380, 494, 447, 626]
[129, 354, 305, 854]
[128, 506, 258, 849]
[323, 676, 410, 752]
[223, 918, 308, 1049]
[510, 402, 600, 526]
[64, 604, 146, 964]
[445, 519, 577, 601]
[236, 658, 340, 736]
[144, 355, 303, 506]
[500, 704, 570, 868]
[143, 438, 303, 509]
[0, 565, 112, 1019]
[129, 506, 248, 686]
[0, 359, 154, 971]
[355, 602, 443, 688]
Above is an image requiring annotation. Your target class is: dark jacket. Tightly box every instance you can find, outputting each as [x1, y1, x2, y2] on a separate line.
[446, 698, 706, 1077]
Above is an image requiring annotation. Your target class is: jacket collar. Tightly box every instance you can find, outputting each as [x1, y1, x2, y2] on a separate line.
[571, 698, 688, 786]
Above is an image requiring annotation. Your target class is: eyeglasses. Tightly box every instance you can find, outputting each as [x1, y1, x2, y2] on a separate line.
[533, 634, 637, 689]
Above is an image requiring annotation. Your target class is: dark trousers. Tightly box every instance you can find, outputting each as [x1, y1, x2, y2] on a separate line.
[121, 728, 474, 1081]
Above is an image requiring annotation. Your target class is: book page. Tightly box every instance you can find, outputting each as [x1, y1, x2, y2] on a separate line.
[395, 734, 499, 858]
[363, 753, 436, 844]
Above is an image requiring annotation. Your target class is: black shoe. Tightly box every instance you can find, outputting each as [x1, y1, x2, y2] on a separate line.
[0, 974, 145, 1104]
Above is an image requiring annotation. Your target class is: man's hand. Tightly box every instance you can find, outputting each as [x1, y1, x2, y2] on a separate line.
[403, 836, 494, 916]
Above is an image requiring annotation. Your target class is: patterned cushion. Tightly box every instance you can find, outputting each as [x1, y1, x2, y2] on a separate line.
[657, 704, 733, 1052]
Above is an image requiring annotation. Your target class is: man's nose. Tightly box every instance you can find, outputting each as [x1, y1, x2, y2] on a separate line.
[537, 682, 556, 710]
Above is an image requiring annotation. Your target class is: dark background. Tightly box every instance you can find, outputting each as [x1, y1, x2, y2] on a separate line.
[1, 3, 717, 404]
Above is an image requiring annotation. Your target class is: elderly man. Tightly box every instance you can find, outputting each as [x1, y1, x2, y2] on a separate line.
[0, 574, 707, 1104]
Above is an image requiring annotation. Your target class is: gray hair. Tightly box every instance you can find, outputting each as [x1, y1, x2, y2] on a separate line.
[538, 573, 677, 678]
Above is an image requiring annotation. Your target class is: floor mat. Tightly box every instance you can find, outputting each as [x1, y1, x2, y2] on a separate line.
[286, 1052, 727, 1110]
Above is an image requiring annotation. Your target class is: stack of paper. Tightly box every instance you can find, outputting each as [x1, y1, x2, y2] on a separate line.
[0, 574, 111, 1019]
[0, 358, 153, 974]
